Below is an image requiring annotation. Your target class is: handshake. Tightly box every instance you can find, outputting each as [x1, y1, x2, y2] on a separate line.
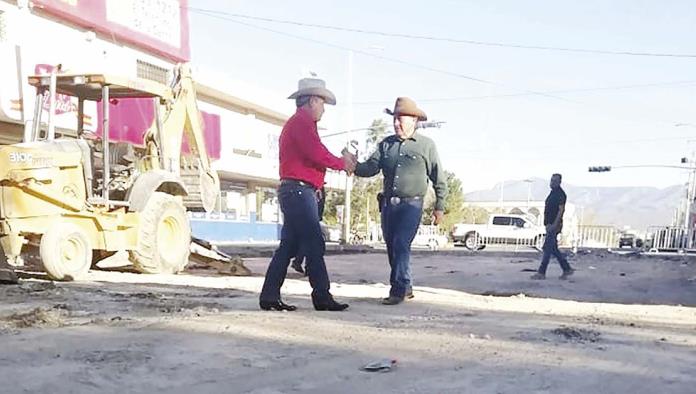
[341, 148, 358, 175]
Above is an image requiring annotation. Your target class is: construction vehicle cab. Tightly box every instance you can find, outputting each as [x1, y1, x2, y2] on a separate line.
[0, 64, 220, 280]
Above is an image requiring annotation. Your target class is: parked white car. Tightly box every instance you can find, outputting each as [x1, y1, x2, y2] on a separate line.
[451, 214, 546, 250]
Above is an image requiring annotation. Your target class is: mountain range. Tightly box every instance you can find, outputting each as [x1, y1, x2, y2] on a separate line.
[464, 178, 683, 231]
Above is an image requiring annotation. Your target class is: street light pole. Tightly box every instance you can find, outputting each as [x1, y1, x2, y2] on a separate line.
[523, 178, 533, 209]
[499, 180, 505, 211]
[683, 148, 696, 248]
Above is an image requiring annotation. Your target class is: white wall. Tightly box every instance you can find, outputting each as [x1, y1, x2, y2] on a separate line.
[0, 1, 174, 134]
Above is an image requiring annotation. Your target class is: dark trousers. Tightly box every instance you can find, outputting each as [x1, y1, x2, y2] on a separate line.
[260, 182, 331, 302]
[294, 187, 325, 265]
[381, 198, 423, 298]
[538, 229, 571, 274]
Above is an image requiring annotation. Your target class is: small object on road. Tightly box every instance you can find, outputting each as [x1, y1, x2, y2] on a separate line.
[552, 326, 600, 343]
[0, 268, 19, 285]
[189, 237, 251, 276]
[360, 358, 397, 372]
[588, 266, 596, 270]
[619, 273, 626, 277]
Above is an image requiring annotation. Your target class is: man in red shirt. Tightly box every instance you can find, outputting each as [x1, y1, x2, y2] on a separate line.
[259, 78, 355, 312]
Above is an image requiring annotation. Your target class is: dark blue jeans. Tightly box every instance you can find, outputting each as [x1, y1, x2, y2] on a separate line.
[260, 182, 331, 302]
[538, 229, 571, 275]
[381, 198, 423, 298]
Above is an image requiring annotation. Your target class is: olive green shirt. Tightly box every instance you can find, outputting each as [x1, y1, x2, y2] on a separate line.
[355, 133, 448, 211]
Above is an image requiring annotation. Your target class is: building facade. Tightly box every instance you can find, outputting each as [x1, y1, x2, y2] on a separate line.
[0, 0, 346, 242]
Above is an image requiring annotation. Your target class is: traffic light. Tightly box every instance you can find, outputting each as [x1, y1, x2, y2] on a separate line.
[588, 166, 611, 172]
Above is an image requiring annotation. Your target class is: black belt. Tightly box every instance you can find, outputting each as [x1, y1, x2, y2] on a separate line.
[281, 178, 316, 189]
[385, 195, 422, 205]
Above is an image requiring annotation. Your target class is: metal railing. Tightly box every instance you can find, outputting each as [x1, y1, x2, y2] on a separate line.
[459, 225, 621, 252]
[460, 233, 544, 251]
[645, 226, 689, 252]
[566, 225, 620, 249]
[457, 223, 696, 254]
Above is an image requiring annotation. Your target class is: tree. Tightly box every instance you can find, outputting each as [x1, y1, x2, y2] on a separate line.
[349, 119, 389, 234]
[422, 171, 466, 233]
[323, 119, 388, 234]
[461, 206, 490, 224]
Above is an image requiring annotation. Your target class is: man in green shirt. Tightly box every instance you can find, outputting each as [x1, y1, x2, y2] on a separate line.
[354, 97, 448, 305]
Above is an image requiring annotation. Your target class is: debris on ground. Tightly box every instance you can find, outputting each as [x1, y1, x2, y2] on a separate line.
[0, 268, 19, 285]
[189, 237, 252, 276]
[551, 326, 601, 343]
[1, 306, 68, 330]
[360, 359, 397, 372]
[480, 290, 530, 297]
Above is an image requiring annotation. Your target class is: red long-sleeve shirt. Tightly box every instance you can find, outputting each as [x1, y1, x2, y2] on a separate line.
[279, 107, 344, 189]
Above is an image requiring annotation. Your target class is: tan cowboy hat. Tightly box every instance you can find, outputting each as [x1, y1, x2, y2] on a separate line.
[287, 77, 337, 105]
[384, 97, 427, 121]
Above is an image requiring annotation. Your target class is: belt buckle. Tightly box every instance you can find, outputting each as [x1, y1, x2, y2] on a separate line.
[390, 196, 401, 205]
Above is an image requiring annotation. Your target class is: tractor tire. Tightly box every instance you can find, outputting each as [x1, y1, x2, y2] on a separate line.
[40, 222, 92, 281]
[463, 232, 480, 250]
[130, 192, 191, 274]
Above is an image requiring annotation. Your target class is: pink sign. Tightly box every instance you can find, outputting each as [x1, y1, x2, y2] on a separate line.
[35, 64, 76, 115]
[32, 0, 190, 62]
[95, 98, 221, 160]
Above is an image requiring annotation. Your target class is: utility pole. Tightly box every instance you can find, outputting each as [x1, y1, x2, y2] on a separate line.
[341, 50, 354, 244]
[682, 147, 696, 248]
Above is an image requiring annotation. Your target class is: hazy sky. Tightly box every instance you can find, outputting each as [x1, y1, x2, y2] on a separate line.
[188, 0, 696, 192]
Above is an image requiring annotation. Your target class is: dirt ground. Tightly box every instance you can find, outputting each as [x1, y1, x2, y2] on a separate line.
[1, 250, 695, 394]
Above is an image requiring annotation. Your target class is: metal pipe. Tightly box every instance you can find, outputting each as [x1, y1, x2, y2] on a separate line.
[77, 98, 84, 137]
[29, 90, 43, 142]
[47, 68, 57, 140]
[102, 85, 110, 209]
[154, 98, 164, 170]
[88, 198, 129, 207]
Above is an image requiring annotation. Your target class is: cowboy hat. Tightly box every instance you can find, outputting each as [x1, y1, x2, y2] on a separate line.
[287, 77, 337, 105]
[384, 97, 427, 121]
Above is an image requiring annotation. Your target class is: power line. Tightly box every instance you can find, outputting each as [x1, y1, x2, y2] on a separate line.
[189, 8, 695, 135]
[460, 135, 696, 156]
[187, 7, 696, 59]
[188, 9, 576, 104]
[351, 80, 696, 105]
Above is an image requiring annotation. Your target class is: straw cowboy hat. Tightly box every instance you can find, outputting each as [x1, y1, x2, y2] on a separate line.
[384, 97, 427, 121]
[288, 77, 337, 105]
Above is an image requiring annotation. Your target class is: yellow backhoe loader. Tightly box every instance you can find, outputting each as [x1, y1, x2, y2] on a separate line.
[0, 64, 221, 281]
